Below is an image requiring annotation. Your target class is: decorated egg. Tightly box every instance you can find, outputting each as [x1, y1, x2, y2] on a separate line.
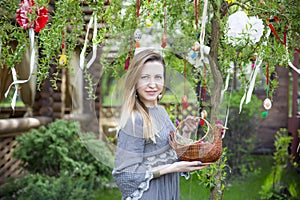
[59, 55, 67, 66]
[134, 29, 142, 41]
[263, 98, 272, 110]
[201, 110, 208, 119]
[146, 17, 152, 27]
[192, 41, 200, 51]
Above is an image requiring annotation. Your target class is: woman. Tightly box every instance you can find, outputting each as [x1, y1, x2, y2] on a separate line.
[112, 49, 209, 200]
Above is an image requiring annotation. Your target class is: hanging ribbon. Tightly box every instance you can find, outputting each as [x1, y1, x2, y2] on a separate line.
[285, 37, 300, 74]
[5, 28, 36, 110]
[268, 21, 300, 69]
[80, 14, 95, 70]
[182, 54, 189, 109]
[221, 63, 234, 101]
[199, 0, 208, 63]
[245, 57, 262, 104]
[136, 0, 140, 18]
[86, 14, 98, 69]
[194, 0, 199, 30]
[239, 29, 271, 113]
[161, 0, 167, 48]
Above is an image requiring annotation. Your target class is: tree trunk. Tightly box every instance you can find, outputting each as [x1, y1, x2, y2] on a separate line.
[209, 2, 225, 200]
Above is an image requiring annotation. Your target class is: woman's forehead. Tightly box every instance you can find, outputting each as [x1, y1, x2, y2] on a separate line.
[141, 61, 164, 74]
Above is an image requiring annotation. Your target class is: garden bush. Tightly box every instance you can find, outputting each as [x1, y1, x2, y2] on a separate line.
[0, 174, 96, 200]
[222, 90, 262, 177]
[0, 119, 113, 199]
[259, 128, 299, 199]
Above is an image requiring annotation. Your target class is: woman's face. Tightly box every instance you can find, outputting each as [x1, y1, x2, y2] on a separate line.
[136, 61, 164, 107]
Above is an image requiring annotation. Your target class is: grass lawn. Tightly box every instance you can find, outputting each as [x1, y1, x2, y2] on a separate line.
[97, 155, 300, 200]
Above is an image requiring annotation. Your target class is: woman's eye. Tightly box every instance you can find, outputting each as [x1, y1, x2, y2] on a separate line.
[141, 76, 149, 80]
[155, 76, 162, 80]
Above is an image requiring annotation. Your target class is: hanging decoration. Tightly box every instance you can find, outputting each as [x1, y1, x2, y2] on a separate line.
[187, 0, 210, 68]
[238, 26, 271, 113]
[268, 16, 300, 74]
[226, 10, 264, 47]
[190, 0, 199, 60]
[5, 0, 48, 110]
[80, 13, 98, 70]
[161, 0, 167, 49]
[124, 0, 142, 70]
[182, 54, 190, 110]
[16, 0, 49, 33]
[145, 0, 152, 27]
[134, 29, 142, 48]
[59, 32, 67, 66]
[262, 63, 272, 117]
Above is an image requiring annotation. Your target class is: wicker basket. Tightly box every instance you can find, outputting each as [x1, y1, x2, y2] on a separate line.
[169, 118, 223, 163]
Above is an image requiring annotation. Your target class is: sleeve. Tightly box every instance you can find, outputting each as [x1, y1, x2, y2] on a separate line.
[112, 113, 153, 199]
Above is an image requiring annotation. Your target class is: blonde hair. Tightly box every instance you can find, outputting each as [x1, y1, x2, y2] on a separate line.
[119, 49, 166, 143]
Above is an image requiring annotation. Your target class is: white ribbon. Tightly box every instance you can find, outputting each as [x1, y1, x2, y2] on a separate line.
[239, 91, 246, 114]
[199, 0, 208, 63]
[285, 37, 300, 74]
[222, 106, 230, 139]
[86, 14, 98, 69]
[245, 57, 262, 104]
[221, 63, 234, 101]
[80, 14, 94, 70]
[239, 29, 271, 113]
[5, 28, 35, 110]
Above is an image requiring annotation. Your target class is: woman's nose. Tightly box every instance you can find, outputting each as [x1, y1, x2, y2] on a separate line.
[148, 78, 156, 87]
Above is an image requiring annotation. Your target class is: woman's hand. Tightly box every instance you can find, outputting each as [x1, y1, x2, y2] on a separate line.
[154, 161, 211, 177]
[181, 116, 199, 138]
[171, 161, 211, 173]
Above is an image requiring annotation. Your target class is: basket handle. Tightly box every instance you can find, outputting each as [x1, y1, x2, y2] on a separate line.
[176, 117, 213, 142]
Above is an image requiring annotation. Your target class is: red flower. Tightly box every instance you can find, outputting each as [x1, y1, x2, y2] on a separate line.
[16, 0, 48, 33]
[34, 6, 49, 33]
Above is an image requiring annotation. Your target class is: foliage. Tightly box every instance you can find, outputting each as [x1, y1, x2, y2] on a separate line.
[0, 174, 96, 200]
[259, 128, 299, 200]
[13, 119, 112, 184]
[194, 148, 228, 197]
[222, 90, 262, 176]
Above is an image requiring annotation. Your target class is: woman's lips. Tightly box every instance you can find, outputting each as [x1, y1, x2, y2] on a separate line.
[146, 91, 157, 95]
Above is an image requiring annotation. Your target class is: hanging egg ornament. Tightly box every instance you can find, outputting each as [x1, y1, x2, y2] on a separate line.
[161, 34, 167, 48]
[134, 29, 142, 48]
[201, 110, 207, 119]
[263, 98, 272, 110]
[146, 17, 152, 27]
[192, 41, 201, 51]
[181, 95, 190, 109]
[134, 29, 142, 41]
[59, 54, 67, 66]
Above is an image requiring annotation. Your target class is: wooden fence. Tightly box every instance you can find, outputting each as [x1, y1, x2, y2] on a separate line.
[0, 117, 52, 184]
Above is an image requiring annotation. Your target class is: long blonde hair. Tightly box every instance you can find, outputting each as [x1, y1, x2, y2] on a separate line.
[119, 49, 166, 143]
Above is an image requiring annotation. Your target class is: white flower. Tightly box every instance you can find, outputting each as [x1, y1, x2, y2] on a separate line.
[226, 11, 264, 46]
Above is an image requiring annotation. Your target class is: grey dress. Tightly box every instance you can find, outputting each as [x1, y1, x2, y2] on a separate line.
[112, 105, 180, 200]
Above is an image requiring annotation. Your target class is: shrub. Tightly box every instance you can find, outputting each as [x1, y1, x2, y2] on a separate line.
[222, 90, 262, 176]
[13, 119, 112, 182]
[0, 174, 96, 200]
[1, 119, 114, 199]
[259, 128, 299, 200]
